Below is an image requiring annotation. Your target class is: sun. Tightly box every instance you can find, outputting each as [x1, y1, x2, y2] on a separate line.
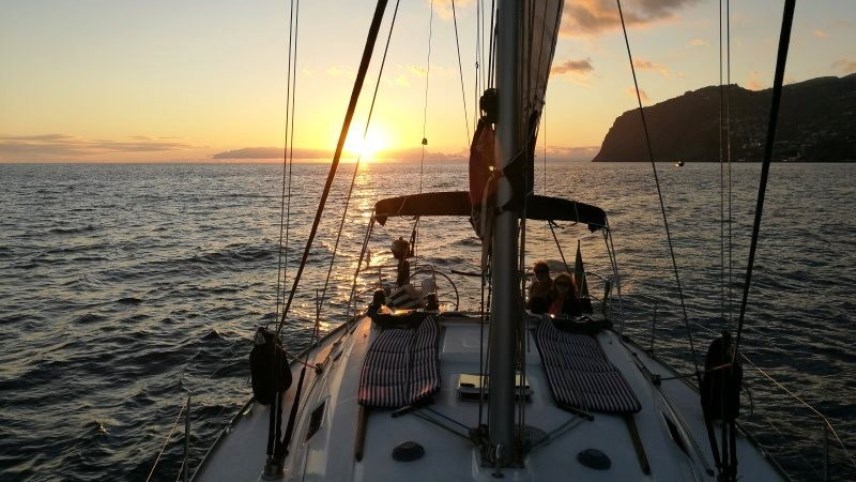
[344, 129, 389, 162]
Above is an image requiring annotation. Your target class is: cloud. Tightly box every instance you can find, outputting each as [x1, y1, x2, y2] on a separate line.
[211, 147, 332, 160]
[389, 74, 410, 87]
[625, 86, 649, 103]
[552, 58, 594, 75]
[688, 38, 708, 47]
[746, 71, 765, 90]
[813, 30, 828, 39]
[432, 0, 474, 22]
[0, 134, 194, 161]
[543, 145, 601, 162]
[633, 58, 670, 77]
[832, 59, 856, 75]
[561, 0, 701, 36]
[407, 65, 428, 77]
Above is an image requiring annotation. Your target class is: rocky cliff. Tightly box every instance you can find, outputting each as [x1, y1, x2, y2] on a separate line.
[592, 73, 856, 162]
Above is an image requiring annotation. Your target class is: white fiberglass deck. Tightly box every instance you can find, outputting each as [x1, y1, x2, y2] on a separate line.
[194, 314, 784, 481]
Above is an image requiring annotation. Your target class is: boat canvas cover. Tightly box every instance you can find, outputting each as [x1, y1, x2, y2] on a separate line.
[374, 191, 607, 232]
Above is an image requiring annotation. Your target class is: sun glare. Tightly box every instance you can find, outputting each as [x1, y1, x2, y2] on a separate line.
[344, 129, 388, 162]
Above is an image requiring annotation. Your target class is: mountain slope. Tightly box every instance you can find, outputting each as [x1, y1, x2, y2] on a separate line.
[592, 74, 856, 162]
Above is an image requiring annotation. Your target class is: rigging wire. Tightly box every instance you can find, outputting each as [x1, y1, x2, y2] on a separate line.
[274, 0, 299, 323]
[451, 0, 472, 144]
[615, 0, 701, 378]
[542, 101, 548, 256]
[316, 0, 402, 318]
[718, 0, 734, 330]
[725, 0, 734, 329]
[274, 0, 390, 337]
[420, 0, 434, 193]
[487, 0, 496, 88]
[474, 0, 482, 131]
[733, 0, 797, 361]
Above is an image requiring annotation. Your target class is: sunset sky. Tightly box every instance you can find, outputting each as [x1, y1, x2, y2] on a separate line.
[1, 0, 853, 163]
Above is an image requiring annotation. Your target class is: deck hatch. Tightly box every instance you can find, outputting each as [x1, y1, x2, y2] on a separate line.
[456, 373, 532, 400]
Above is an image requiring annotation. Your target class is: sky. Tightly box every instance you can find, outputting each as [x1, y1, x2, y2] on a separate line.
[1, 0, 853, 163]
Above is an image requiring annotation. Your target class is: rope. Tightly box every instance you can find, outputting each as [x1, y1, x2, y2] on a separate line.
[451, 0, 471, 144]
[732, 0, 796, 362]
[615, 0, 701, 380]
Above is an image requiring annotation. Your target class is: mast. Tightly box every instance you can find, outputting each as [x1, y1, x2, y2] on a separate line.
[488, 0, 522, 464]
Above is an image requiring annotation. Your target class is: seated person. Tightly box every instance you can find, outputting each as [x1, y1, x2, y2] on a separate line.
[385, 237, 422, 310]
[367, 290, 391, 316]
[547, 273, 585, 317]
[528, 261, 552, 314]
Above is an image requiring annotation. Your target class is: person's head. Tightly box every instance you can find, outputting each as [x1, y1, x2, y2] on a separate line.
[533, 261, 550, 281]
[390, 237, 409, 260]
[552, 273, 574, 299]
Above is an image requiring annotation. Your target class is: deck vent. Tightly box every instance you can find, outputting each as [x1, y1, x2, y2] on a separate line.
[577, 448, 611, 470]
[306, 401, 326, 441]
[392, 441, 425, 462]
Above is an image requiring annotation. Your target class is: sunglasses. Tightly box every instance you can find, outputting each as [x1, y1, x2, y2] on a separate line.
[556, 282, 570, 287]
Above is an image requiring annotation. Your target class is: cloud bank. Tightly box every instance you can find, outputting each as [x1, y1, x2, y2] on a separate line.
[561, 0, 701, 36]
[0, 134, 194, 162]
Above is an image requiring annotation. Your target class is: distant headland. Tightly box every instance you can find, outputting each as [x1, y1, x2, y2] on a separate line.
[593, 73, 856, 162]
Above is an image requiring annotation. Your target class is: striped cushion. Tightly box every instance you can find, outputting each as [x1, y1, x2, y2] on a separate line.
[535, 319, 641, 414]
[358, 316, 440, 408]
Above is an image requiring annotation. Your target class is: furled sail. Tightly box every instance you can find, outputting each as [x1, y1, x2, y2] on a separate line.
[469, 0, 564, 215]
[521, 0, 564, 142]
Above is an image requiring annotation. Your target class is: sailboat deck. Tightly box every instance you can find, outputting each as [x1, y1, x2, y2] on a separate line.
[194, 314, 784, 481]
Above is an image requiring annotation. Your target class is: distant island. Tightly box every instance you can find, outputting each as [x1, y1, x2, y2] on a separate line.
[593, 73, 856, 162]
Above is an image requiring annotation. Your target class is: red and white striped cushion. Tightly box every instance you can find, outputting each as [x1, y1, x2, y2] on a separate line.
[535, 319, 641, 414]
[358, 316, 440, 408]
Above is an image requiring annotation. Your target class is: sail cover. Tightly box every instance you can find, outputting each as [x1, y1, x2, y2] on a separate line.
[374, 191, 606, 232]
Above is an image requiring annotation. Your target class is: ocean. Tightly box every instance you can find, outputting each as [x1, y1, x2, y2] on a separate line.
[0, 161, 853, 481]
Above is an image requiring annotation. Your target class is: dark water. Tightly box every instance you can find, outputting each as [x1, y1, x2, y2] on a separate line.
[0, 162, 852, 481]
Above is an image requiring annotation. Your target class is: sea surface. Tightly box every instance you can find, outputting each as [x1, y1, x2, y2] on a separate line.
[0, 161, 853, 481]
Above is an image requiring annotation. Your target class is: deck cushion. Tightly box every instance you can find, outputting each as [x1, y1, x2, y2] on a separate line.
[358, 315, 440, 408]
[535, 319, 641, 414]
